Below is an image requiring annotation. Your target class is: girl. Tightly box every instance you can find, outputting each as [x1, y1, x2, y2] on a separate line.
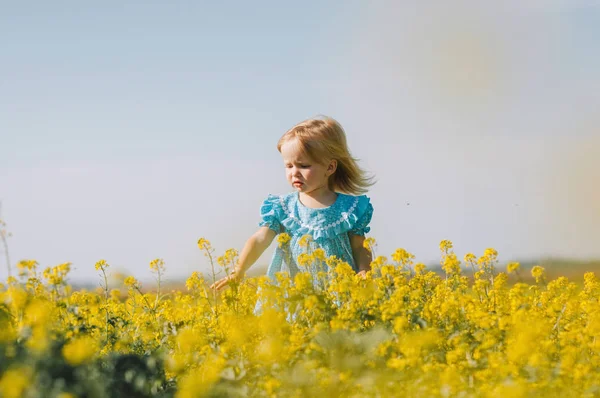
[210, 116, 375, 291]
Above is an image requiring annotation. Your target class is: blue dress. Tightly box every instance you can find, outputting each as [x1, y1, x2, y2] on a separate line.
[258, 191, 374, 280]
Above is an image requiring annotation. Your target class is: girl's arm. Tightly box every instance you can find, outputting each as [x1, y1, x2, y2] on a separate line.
[210, 226, 276, 291]
[349, 233, 372, 275]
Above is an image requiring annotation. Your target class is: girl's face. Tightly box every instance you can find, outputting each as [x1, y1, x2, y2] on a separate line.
[280, 138, 336, 195]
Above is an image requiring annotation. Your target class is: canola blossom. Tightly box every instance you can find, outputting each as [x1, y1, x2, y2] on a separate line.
[0, 239, 599, 397]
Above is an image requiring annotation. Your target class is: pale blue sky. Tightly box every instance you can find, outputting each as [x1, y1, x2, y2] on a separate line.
[2, 1, 599, 283]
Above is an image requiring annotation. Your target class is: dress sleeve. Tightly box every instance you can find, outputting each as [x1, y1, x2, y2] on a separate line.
[349, 196, 373, 236]
[258, 194, 283, 234]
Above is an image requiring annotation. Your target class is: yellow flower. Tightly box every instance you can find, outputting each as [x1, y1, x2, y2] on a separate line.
[442, 253, 461, 275]
[43, 263, 72, 286]
[185, 271, 204, 291]
[325, 255, 341, 269]
[0, 367, 31, 398]
[393, 316, 409, 333]
[414, 263, 426, 274]
[217, 249, 239, 269]
[110, 289, 121, 300]
[197, 237, 212, 250]
[313, 248, 326, 261]
[439, 240, 453, 252]
[298, 234, 312, 248]
[176, 355, 226, 398]
[277, 233, 291, 248]
[62, 336, 98, 366]
[506, 262, 520, 273]
[94, 259, 108, 271]
[124, 276, 139, 288]
[391, 248, 414, 265]
[24, 299, 52, 327]
[149, 258, 165, 272]
[371, 255, 388, 268]
[224, 248, 238, 264]
[294, 272, 313, 291]
[531, 265, 545, 283]
[483, 248, 498, 258]
[26, 326, 49, 354]
[180, 327, 206, 351]
[297, 253, 313, 268]
[16, 260, 38, 278]
[363, 237, 376, 252]
[263, 377, 281, 395]
[304, 295, 319, 310]
[25, 277, 42, 291]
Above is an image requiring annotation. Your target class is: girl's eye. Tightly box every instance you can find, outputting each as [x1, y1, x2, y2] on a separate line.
[285, 164, 310, 169]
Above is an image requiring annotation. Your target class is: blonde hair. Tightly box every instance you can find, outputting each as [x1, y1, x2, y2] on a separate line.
[277, 116, 375, 195]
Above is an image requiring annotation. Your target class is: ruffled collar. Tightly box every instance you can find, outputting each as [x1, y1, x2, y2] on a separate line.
[276, 192, 367, 241]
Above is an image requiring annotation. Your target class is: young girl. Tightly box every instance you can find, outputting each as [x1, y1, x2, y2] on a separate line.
[210, 116, 375, 291]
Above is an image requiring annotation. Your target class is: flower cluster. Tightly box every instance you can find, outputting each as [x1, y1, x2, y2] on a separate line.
[0, 239, 599, 397]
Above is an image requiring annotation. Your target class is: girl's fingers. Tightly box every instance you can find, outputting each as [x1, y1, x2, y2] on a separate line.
[211, 275, 233, 291]
[210, 273, 243, 291]
[210, 279, 222, 290]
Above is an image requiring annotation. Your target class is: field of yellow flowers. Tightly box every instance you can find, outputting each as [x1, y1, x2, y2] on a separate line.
[1, 237, 600, 398]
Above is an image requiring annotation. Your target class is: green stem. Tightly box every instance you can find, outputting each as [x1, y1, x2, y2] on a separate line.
[102, 268, 110, 344]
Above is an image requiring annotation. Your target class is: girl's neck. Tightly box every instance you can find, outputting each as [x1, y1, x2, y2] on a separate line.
[299, 186, 338, 209]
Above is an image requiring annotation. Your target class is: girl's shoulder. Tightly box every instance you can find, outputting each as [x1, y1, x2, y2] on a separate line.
[336, 192, 371, 212]
[258, 193, 289, 234]
[338, 193, 373, 236]
[336, 193, 374, 231]
[260, 192, 294, 212]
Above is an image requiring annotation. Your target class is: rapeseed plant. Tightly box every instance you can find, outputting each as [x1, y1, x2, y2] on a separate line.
[0, 240, 598, 397]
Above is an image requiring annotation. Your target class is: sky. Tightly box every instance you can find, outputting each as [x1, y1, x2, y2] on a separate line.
[1, 1, 599, 284]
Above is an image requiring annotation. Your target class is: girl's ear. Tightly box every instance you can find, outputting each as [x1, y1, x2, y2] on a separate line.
[327, 159, 337, 176]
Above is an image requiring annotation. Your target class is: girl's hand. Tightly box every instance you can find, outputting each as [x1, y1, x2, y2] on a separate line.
[357, 270, 368, 279]
[210, 272, 244, 291]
